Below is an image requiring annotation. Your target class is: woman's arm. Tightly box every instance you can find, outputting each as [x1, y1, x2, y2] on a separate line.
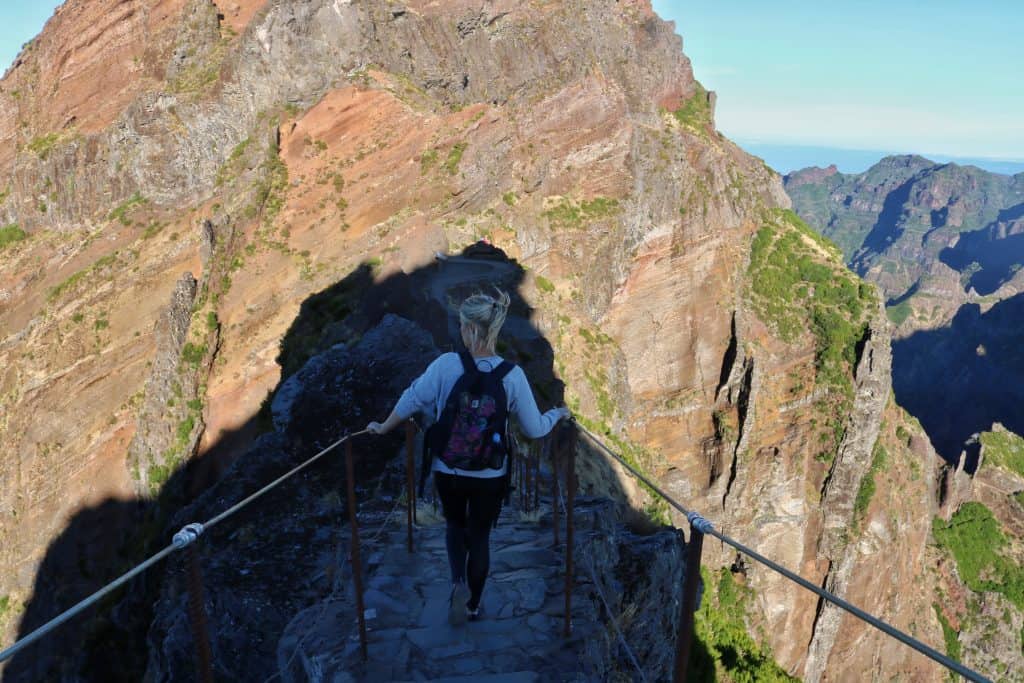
[507, 366, 570, 439]
[367, 406, 407, 435]
[366, 353, 451, 434]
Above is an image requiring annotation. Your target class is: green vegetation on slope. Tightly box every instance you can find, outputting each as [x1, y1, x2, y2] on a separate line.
[747, 208, 874, 397]
[689, 568, 798, 682]
[108, 192, 148, 226]
[673, 81, 714, 132]
[444, 142, 467, 175]
[0, 223, 27, 249]
[853, 441, 889, 523]
[979, 429, 1024, 477]
[542, 196, 620, 230]
[27, 132, 61, 159]
[885, 299, 912, 326]
[933, 502, 1024, 609]
[933, 604, 962, 662]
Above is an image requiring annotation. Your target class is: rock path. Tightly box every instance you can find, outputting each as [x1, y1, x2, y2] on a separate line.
[276, 498, 607, 683]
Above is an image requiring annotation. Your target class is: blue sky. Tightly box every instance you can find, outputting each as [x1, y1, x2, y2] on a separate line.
[3, 2, 1023, 168]
[652, 1, 1024, 162]
[0, 3, 61, 75]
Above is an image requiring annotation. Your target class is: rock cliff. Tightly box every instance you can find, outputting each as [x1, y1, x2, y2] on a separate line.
[784, 157, 1024, 461]
[0, 1, 961, 680]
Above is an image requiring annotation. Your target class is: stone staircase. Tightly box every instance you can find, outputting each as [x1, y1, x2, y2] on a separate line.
[276, 497, 605, 682]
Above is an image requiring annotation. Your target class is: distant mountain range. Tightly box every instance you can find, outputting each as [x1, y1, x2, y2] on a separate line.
[743, 142, 1024, 176]
[785, 155, 1024, 460]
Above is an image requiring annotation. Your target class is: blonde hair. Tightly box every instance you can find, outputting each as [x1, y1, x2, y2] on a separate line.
[459, 289, 511, 352]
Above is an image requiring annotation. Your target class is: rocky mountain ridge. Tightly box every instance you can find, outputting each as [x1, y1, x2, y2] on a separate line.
[785, 155, 1024, 326]
[784, 156, 1024, 462]
[0, 1, 973, 680]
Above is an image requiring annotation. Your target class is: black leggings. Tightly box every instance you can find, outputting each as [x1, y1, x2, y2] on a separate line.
[434, 472, 505, 609]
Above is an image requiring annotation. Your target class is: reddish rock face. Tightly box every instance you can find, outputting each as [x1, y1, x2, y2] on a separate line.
[0, 1, 953, 680]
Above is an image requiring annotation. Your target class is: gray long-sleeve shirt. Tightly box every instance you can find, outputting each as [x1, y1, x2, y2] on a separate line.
[394, 353, 566, 478]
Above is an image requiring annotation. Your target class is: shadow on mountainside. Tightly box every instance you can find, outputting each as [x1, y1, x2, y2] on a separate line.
[6, 243, 664, 681]
[938, 202, 1024, 295]
[892, 291, 1024, 465]
[851, 177, 916, 275]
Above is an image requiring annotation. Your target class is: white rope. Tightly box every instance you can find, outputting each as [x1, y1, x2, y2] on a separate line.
[555, 481, 648, 682]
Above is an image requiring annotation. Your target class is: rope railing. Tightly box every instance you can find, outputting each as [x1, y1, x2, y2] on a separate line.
[1, 413, 991, 683]
[0, 428, 369, 666]
[573, 420, 991, 683]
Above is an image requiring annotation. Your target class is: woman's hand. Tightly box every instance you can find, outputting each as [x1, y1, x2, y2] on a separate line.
[366, 421, 387, 435]
[554, 406, 572, 422]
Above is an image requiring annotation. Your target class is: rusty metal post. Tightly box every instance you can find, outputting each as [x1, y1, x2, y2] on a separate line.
[524, 444, 532, 511]
[551, 438, 560, 547]
[563, 423, 577, 638]
[345, 440, 368, 661]
[519, 449, 525, 509]
[532, 444, 540, 512]
[673, 526, 705, 682]
[405, 421, 416, 552]
[184, 545, 214, 683]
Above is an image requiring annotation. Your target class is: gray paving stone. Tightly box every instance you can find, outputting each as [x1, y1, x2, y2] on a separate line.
[427, 673, 539, 683]
[406, 625, 471, 651]
[514, 578, 547, 611]
[427, 640, 476, 659]
[364, 587, 411, 614]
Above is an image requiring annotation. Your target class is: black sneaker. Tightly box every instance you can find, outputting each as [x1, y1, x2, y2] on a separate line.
[466, 603, 482, 621]
[448, 583, 470, 626]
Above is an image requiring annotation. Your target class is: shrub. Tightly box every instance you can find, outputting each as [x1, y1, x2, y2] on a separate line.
[181, 342, 207, 367]
[444, 142, 467, 175]
[0, 224, 26, 249]
[542, 196, 620, 230]
[933, 502, 1024, 608]
[979, 429, 1024, 477]
[108, 192, 147, 226]
[933, 604, 961, 661]
[535, 275, 555, 294]
[690, 567, 797, 681]
[27, 133, 61, 159]
[672, 82, 714, 131]
[853, 441, 888, 522]
[420, 148, 439, 174]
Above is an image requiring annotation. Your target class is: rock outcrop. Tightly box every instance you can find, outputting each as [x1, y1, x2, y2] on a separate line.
[784, 156, 1024, 461]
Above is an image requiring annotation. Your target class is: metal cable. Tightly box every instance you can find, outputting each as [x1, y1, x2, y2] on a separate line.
[0, 429, 369, 665]
[0, 544, 178, 663]
[555, 478, 648, 682]
[203, 430, 368, 530]
[574, 421, 991, 683]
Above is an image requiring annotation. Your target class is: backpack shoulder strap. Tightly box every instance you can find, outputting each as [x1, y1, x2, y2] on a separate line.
[490, 360, 515, 381]
[457, 350, 478, 375]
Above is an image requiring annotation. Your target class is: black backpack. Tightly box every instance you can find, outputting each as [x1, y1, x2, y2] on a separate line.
[419, 351, 514, 494]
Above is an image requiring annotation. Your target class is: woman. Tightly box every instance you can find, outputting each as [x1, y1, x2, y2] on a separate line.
[367, 289, 569, 624]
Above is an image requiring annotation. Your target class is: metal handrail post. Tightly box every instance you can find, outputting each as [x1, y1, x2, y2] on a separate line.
[345, 440, 368, 661]
[552, 437, 561, 547]
[185, 544, 215, 683]
[532, 443, 540, 512]
[405, 421, 416, 551]
[563, 423, 577, 638]
[673, 525, 705, 683]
